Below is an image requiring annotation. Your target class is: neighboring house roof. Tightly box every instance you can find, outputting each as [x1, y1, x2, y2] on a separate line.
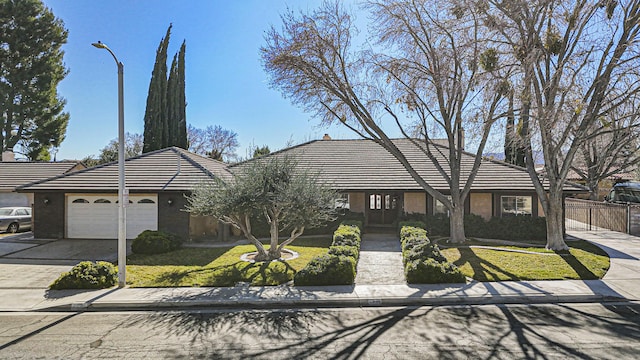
[17, 147, 233, 192]
[0, 161, 85, 192]
[232, 138, 586, 192]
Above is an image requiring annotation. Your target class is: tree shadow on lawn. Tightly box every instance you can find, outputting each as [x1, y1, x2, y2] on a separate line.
[554, 251, 599, 280]
[452, 247, 523, 282]
[152, 260, 297, 287]
[128, 247, 230, 267]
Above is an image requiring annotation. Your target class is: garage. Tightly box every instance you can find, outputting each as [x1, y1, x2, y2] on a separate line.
[17, 147, 234, 240]
[66, 194, 158, 239]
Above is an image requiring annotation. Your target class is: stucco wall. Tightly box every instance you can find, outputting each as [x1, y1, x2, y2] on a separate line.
[404, 192, 426, 214]
[33, 192, 64, 239]
[470, 193, 493, 220]
[189, 215, 219, 240]
[349, 192, 365, 213]
[0, 192, 32, 207]
[158, 192, 190, 240]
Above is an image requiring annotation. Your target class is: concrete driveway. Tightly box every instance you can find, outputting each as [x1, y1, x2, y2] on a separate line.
[0, 233, 126, 289]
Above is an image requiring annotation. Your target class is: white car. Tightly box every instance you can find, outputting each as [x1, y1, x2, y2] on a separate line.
[0, 207, 32, 233]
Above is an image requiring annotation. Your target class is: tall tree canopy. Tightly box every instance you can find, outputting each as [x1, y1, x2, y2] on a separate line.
[262, 0, 507, 243]
[0, 0, 69, 161]
[187, 124, 239, 162]
[82, 132, 143, 167]
[143, 24, 187, 153]
[482, 0, 640, 249]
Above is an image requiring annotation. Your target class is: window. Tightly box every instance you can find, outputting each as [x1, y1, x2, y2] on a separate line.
[434, 195, 452, 216]
[138, 199, 155, 204]
[501, 196, 532, 216]
[94, 199, 111, 204]
[369, 194, 383, 210]
[72, 199, 89, 203]
[334, 193, 349, 209]
[15, 209, 28, 216]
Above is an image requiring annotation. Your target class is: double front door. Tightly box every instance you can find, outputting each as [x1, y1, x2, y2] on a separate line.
[367, 192, 400, 225]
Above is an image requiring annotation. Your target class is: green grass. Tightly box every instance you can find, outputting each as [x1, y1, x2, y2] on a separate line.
[440, 240, 610, 281]
[126, 237, 332, 287]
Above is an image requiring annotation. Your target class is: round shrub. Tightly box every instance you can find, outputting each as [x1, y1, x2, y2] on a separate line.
[332, 225, 361, 247]
[404, 242, 447, 263]
[328, 245, 359, 260]
[294, 254, 356, 286]
[49, 261, 118, 290]
[405, 258, 466, 284]
[132, 230, 182, 254]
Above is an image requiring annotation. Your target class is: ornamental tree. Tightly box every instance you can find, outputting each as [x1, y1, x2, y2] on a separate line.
[186, 155, 337, 261]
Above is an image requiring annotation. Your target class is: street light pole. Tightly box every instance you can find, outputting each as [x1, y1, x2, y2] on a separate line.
[92, 41, 127, 287]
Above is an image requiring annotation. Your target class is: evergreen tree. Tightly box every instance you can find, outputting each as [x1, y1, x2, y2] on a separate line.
[0, 0, 69, 160]
[143, 25, 187, 152]
[175, 41, 187, 149]
[504, 93, 525, 167]
[143, 24, 171, 153]
[167, 41, 187, 149]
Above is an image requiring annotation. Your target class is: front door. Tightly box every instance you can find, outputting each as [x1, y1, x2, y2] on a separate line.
[367, 192, 400, 225]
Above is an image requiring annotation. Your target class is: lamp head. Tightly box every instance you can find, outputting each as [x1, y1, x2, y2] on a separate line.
[92, 41, 107, 49]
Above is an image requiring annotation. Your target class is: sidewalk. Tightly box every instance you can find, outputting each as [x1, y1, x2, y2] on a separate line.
[1, 230, 638, 312]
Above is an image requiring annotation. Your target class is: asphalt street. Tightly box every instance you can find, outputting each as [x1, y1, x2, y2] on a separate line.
[1, 303, 639, 359]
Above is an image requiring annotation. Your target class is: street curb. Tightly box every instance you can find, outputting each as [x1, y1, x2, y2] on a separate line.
[34, 293, 626, 312]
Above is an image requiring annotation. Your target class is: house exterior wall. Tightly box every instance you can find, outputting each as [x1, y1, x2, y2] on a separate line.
[349, 192, 365, 213]
[470, 193, 493, 220]
[33, 192, 64, 239]
[158, 192, 190, 240]
[404, 192, 426, 214]
[189, 215, 219, 240]
[0, 192, 32, 207]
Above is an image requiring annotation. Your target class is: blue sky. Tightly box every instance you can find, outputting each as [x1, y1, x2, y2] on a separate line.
[43, 0, 363, 161]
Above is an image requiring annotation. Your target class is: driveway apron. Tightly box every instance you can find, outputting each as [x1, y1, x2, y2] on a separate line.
[355, 233, 406, 285]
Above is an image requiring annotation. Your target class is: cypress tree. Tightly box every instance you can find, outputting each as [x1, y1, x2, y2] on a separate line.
[143, 24, 171, 153]
[167, 53, 179, 146]
[166, 41, 187, 149]
[175, 41, 187, 149]
[504, 93, 525, 167]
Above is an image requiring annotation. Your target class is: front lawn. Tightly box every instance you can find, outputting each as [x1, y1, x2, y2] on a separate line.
[440, 240, 610, 281]
[126, 237, 332, 287]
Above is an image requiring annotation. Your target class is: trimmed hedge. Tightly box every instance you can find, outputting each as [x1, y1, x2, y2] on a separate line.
[328, 245, 359, 259]
[293, 254, 356, 286]
[400, 225, 466, 284]
[49, 261, 118, 290]
[400, 212, 547, 241]
[332, 224, 361, 247]
[131, 230, 183, 255]
[294, 221, 363, 286]
[405, 258, 466, 284]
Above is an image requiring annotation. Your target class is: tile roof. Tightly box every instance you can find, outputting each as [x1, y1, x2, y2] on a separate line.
[231, 138, 586, 192]
[0, 161, 84, 191]
[17, 147, 233, 192]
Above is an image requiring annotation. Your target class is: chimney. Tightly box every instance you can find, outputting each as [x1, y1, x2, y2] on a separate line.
[2, 151, 15, 162]
[322, 134, 332, 140]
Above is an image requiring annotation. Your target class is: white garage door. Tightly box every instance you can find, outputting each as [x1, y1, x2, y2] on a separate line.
[66, 194, 158, 239]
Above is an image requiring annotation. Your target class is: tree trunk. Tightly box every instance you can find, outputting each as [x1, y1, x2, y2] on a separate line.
[588, 180, 599, 201]
[267, 218, 281, 260]
[449, 205, 466, 243]
[545, 193, 569, 251]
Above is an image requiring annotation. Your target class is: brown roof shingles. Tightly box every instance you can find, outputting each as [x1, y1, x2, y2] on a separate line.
[17, 147, 233, 192]
[232, 139, 585, 192]
[0, 161, 84, 191]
